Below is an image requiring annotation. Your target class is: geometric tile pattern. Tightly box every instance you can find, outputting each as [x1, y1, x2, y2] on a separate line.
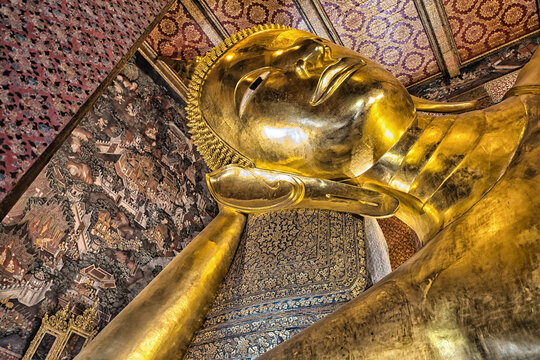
[320, 0, 441, 85]
[0, 0, 168, 201]
[147, 1, 214, 59]
[205, 0, 309, 35]
[443, 0, 540, 61]
[377, 216, 418, 270]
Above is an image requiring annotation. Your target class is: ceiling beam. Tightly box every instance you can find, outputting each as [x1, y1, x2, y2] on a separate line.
[414, 0, 461, 77]
[294, 0, 343, 45]
[138, 41, 189, 102]
[184, 0, 227, 43]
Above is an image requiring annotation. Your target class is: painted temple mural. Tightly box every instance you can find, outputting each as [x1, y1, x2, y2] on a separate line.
[0, 0, 170, 200]
[0, 55, 218, 357]
[1, 0, 540, 358]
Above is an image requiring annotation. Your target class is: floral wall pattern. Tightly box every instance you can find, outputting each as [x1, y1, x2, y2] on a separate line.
[442, 0, 540, 61]
[320, 0, 440, 85]
[0, 0, 170, 201]
[0, 55, 217, 357]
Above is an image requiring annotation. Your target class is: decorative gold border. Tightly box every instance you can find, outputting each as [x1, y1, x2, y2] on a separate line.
[22, 327, 63, 360]
[22, 304, 99, 360]
[138, 41, 189, 102]
[194, 0, 230, 39]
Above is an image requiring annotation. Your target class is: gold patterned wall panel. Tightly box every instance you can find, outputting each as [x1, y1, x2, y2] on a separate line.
[204, 0, 309, 35]
[184, 209, 368, 359]
[442, 0, 540, 62]
[319, 0, 440, 85]
[147, 1, 214, 59]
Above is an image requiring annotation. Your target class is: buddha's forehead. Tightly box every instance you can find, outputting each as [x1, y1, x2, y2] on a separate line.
[203, 29, 313, 88]
[199, 29, 310, 127]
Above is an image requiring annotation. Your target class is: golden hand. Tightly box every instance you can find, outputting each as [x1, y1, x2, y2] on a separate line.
[206, 165, 399, 218]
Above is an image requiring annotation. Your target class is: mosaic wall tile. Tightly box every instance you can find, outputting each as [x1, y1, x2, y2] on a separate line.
[185, 209, 368, 359]
[0, 0, 169, 201]
[377, 217, 418, 270]
[147, 0, 214, 59]
[483, 71, 519, 103]
[0, 55, 218, 357]
[319, 0, 440, 85]
[443, 0, 540, 62]
[204, 0, 309, 35]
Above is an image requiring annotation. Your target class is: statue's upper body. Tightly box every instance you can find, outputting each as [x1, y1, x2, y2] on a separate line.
[261, 91, 540, 359]
[187, 25, 540, 359]
[77, 25, 540, 360]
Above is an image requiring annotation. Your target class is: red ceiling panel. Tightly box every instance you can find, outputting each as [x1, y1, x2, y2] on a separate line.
[205, 0, 309, 35]
[147, 1, 214, 59]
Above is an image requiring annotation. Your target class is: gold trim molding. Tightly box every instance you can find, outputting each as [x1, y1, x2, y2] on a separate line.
[22, 303, 99, 360]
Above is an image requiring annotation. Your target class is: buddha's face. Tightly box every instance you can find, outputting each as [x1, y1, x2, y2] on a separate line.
[200, 28, 415, 179]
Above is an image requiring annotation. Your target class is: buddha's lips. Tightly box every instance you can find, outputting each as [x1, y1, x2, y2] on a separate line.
[310, 58, 363, 106]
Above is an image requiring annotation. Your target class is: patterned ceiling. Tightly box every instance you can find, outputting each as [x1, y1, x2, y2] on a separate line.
[2, 0, 538, 214]
[443, 0, 539, 62]
[319, 0, 439, 84]
[148, 0, 540, 86]
[206, 0, 309, 34]
[147, 1, 214, 59]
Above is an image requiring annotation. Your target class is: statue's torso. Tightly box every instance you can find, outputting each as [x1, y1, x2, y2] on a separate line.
[259, 93, 540, 359]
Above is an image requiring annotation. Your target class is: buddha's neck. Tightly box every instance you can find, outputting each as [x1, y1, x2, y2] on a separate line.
[353, 97, 528, 243]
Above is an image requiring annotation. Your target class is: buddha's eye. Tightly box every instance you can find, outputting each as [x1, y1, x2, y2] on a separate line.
[249, 75, 265, 90]
[238, 71, 271, 117]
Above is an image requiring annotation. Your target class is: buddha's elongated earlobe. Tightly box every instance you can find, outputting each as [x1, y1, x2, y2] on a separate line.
[411, 95, 477, 113]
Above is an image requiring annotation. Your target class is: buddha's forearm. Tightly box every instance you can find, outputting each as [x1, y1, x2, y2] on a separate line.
[514, 48, 540, 88]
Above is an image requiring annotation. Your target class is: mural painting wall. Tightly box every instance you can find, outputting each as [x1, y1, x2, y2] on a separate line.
[0, 55, 217, 357]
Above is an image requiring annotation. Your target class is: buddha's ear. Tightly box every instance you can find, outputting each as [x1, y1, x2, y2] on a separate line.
[411, 95, 477, 113]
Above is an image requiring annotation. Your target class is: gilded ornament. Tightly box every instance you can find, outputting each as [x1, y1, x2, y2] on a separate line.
[42, 304, 71, 333]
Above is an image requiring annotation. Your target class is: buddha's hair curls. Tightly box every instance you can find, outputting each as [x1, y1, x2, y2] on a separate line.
[186, 24, 291, 171]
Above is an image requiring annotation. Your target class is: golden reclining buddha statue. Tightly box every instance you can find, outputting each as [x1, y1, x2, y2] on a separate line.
[77, 24, 540, 359]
